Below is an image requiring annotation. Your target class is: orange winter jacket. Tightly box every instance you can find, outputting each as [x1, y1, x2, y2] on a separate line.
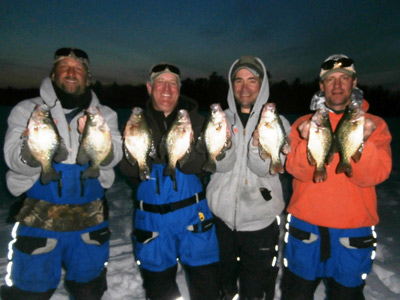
[286, 100, 392, 229]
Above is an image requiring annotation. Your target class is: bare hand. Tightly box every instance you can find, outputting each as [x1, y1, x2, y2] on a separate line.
[364, 119, 376, 141]
[298, 121, 311, 140]
[78, 115, 87, 134]
[252, 129, 260, 147]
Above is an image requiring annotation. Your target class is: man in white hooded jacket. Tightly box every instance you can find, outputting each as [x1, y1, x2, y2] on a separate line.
[1, 48, 122, 300]
[206, 56, 290, 300]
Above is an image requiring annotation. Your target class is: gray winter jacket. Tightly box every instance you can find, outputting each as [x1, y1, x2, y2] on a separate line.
[4, 77, 123, 196]
[206, 58, 290, 231]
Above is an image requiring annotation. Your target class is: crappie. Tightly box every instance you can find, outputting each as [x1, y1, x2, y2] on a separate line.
[257, 103, 290, 175]
[123, 107, 156, 181]
[20, 104, 68, 185]
[77, 106, 114, 179]
[307, 107, 334, 183]
[160, 109, 194, 190]
[196, 103, 231, 173]
[334, 101, 365, 177]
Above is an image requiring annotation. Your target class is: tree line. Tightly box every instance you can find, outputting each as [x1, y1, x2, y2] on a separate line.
[1, 73, 399, 116]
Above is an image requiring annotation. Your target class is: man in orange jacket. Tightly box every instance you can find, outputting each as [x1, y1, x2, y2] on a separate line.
[281, 54, 392, 300]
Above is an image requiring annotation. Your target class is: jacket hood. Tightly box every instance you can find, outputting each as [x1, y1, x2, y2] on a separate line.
[227, 57, 270, 116]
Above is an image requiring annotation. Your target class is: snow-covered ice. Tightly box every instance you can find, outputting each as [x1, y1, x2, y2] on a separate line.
[0, 108, 399, 299]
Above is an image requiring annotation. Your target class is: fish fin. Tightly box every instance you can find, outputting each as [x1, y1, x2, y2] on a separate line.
[53, 140, 69, 163]
[149, 141, 157, 159]
[195, 135, 207, 154]
[313, 167, 327, 183]
[216, 149, 226, 161]
[100, 145, 114, 166]
[159, 136, 168, 160]
[351, 144, 363, 163]
[40, 164, 61, 185]
[124, 146, 138, 166]
[326, 151, 335, 165]
[336, 161, 353, 177]
[163, 165, 177, 190]
[20, 142, 41, 167]
[139, 165, 151, 181]
[258, 145, 270, 161]
[307, 150, 317, 166]
[178, 148, 192, 167]
[76, 145, 90, 165]
[202, 159, 216, 173]
[80, 165, 100, 180]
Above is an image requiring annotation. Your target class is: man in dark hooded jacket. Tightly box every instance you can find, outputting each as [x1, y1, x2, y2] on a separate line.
[119, 63, 220, 300]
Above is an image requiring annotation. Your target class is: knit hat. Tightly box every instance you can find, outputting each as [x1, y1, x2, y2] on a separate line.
[320, 54, 356, 81]
[231, 56, 264, 81]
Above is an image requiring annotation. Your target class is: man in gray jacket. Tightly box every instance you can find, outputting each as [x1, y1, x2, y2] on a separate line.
[1, 48, 122, 299]
[206, 56, 290, 300]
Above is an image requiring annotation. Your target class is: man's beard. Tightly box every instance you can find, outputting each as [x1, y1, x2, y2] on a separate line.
[52, 81, 92, 109]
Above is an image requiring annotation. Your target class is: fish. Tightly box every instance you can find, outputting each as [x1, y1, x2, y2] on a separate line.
[196, 103, 231, 173]
[257, 103, 290, 175]
[159, 109, 194, 190]
[76, 106, 114, 180]
[20, 104, 68, 185]
[307, 106, 334, 183]
[123, 107, 156, 181]
[334, 100, 365, 177]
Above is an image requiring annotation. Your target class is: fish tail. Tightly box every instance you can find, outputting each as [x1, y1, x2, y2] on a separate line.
[336, 161, 353, 177]
[313, 166, 327, 183]
[80, 165, 100, 180]
[202, 159, 216, 173]
[163, 163, 175, 177]
[41, 166, 61, 185]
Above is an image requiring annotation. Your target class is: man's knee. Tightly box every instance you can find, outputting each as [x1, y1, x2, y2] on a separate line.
[65, 268, 107, 300]
[0, 284, 55, 300]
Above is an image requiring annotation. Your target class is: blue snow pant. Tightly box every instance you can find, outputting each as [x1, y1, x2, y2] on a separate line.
[133, 164, 220, 300]
[282, 215, 377, 300]
[1, 163, 110, 300]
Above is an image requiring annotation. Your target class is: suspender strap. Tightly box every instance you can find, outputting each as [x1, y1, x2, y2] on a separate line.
[137, 191, 205, 214]
[318, 226, 331, 262]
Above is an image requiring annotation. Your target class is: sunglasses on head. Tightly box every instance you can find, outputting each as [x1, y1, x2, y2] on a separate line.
[150, 63, 180, 76]
[321, 57, 353, 70]
[54, 48, 89, 60]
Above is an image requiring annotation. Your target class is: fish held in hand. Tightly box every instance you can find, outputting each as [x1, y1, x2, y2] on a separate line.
[77, 106, 114, 180]
[20, 104, 68, 185]
[123, 107, 156, 181]
[196, 103, 231, 173]
[334, 101, 365, 177]
[160, 109, 194, 190]
[257, 103, 290, 175]
[307, 107, 334, 183]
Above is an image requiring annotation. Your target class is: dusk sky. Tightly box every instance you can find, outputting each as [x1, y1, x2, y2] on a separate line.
[1, 0, 399, 90]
